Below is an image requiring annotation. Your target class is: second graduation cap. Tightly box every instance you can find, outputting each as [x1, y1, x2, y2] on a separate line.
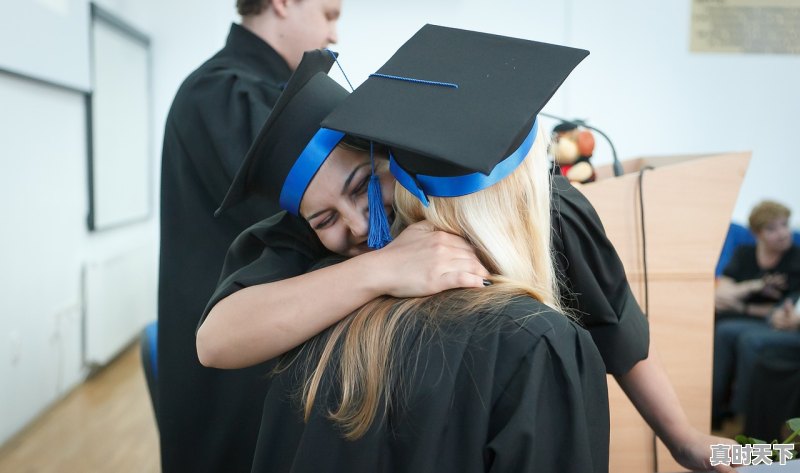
[321, 24, 589, 205]
[216, 49, 349, 217]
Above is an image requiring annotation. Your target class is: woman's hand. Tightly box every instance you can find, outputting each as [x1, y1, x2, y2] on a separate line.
[715, 276, 786, 313]
[667, 428, 740, 473]
[616, 349, 744, 472]
[714, 291, 744, 312]
[760, 273, 788, 299]
[715, 277, 757, 312]
[770, 299, 800, 331]
[361, 221, 490, 298]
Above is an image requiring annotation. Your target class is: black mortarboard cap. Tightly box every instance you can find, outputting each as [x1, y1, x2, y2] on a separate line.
[216, 49, 349, 217]
[321, 24, 588, 203]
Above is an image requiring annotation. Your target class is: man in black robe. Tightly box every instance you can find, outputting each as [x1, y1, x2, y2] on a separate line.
[157, 1, 341, 472]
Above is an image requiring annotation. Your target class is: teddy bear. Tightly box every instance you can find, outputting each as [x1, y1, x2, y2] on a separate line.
[551, 122, 596, 184]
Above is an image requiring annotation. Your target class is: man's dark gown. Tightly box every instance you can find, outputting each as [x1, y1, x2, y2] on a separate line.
[158, 23, 291, 473]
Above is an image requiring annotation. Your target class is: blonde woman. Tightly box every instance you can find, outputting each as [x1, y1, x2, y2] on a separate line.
[249, 120, 608, 472]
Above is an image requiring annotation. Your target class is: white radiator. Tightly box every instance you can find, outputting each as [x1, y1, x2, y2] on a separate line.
[83, 243, 157, 366]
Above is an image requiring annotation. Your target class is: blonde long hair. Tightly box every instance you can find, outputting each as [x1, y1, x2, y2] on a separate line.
[292, 125, 562, 439]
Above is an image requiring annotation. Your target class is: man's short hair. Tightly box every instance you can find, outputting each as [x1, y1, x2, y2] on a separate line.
[237, 0, 269, 16]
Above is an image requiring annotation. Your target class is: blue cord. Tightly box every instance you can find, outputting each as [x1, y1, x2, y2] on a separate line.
[369, 73, 458, 89]
[325, 49, 354, 92]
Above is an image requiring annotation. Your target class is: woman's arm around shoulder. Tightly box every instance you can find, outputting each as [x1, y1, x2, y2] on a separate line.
[197, 221, 490, 369]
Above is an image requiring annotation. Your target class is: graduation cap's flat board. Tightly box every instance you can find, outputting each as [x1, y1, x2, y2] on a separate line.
[322, 24, 589, 179]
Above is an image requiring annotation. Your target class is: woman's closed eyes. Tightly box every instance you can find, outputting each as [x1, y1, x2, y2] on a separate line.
[308, 165, 370, 230]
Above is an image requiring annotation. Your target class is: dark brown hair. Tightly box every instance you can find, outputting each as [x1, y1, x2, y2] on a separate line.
[236, 0, 269, 16]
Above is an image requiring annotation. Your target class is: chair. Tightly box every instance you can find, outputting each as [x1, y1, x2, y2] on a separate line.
[715, 223, 755, 277]
[140, 320, 159, 426]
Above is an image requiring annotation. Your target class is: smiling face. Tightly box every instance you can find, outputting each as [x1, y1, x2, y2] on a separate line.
[299, 144, 394, 256]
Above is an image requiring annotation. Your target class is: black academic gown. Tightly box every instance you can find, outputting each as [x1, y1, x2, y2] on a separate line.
[250, 298, 609, 473]
[158, 24, 293, 473]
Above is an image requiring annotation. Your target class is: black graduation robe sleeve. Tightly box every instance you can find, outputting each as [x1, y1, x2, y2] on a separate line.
[551, 175, 650, 375]
[199, 211, 328, 327]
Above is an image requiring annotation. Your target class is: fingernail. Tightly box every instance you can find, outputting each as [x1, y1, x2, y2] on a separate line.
[483, 279, 493, 286]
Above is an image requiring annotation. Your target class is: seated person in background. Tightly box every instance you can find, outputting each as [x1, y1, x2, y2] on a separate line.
[712, 200, 800, 428]
[714, 200, 799, 319]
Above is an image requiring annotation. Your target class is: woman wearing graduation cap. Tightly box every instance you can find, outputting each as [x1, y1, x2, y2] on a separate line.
[198, 26, 738, 473]
[196, 47, 492, 364]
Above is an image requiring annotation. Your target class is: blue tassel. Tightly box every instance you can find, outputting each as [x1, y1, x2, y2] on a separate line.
[367, 174, 392, 249]
[366, 141, 392, 249]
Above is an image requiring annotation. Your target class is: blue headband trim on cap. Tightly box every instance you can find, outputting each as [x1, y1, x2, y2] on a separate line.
[279, 127, 346, 215]
[390, 118, 539, 206]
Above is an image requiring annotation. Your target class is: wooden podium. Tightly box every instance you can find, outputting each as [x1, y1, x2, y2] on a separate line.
[578, 152, 751, 472]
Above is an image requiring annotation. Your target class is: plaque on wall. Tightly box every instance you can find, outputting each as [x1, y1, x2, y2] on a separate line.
[691, 0, 800, 55]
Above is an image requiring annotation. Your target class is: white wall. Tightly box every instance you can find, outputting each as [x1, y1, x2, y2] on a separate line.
[0, 0, 238, 447]
[0, 75, 87, 444]
[1, 0, 797, 450]
[565, 0, 799, 226]
[0, 0, 160, 447]
[91, 0, 238, 226]
[333, 0, 798, 227]
[332, 0, 566, 84]
[0, 0, 91, 91]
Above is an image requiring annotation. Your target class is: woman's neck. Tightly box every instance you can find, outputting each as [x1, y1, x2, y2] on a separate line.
[756, 243, 784, 269]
